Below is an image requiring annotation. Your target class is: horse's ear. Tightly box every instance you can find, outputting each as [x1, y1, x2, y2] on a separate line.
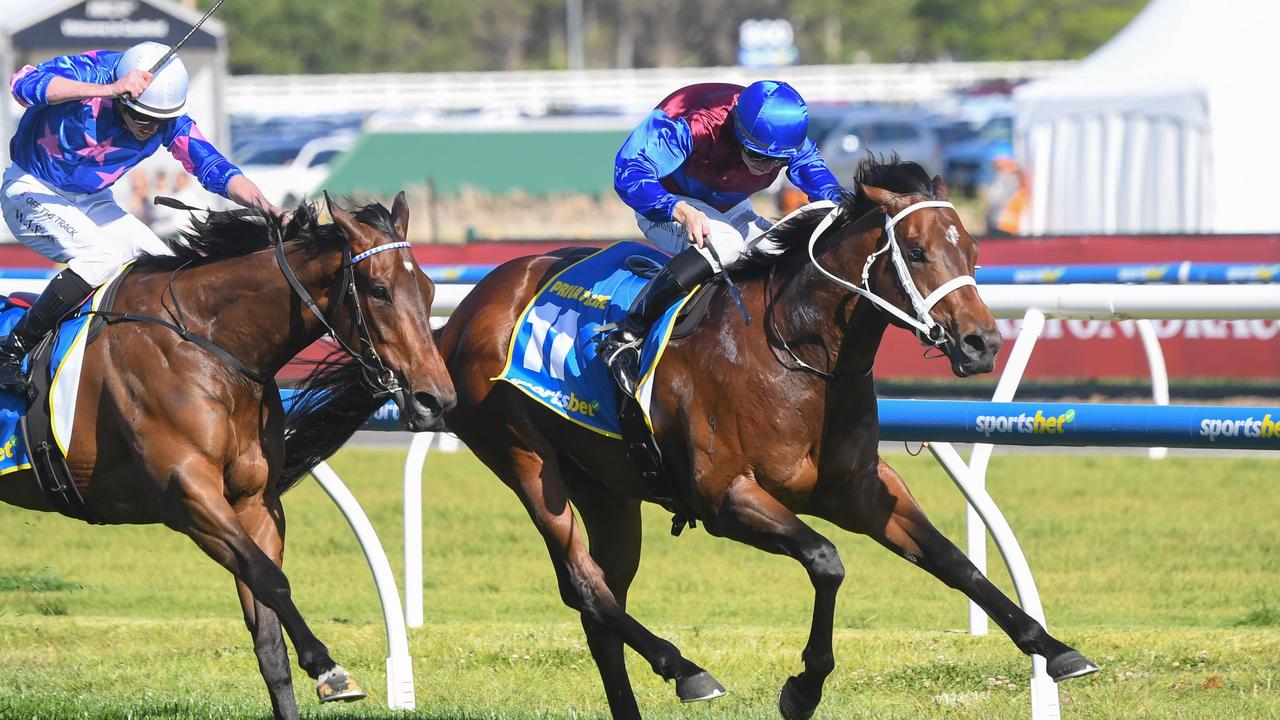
[932, 175, 950, 200]
[859, 183, 895, 208]
[324, 191, 363, 246]
[391, 191, 410, 240]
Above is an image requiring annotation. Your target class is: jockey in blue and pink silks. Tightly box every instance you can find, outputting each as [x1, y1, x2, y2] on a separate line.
[0, 41, 284, 392]
[598, 80, 848, 394]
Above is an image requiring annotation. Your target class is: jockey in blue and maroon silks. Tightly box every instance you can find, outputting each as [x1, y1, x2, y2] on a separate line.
[600, 80, 847, 394]
[0, 41, 283, 392]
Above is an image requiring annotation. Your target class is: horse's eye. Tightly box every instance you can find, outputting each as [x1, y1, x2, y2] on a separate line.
[907, 246, 926, 263]
[370, 285, 393, 303]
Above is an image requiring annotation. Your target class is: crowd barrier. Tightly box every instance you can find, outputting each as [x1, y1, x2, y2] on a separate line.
[7, 261, 1273, 286]
[412, 261, 1280, 286]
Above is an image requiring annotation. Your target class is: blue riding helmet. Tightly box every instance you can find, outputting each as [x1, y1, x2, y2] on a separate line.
[732, 80, 809, 159]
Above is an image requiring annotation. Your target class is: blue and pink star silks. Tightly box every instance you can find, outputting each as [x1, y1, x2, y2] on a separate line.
[495, 242, 698, 438]
[9, 50, 241, 196]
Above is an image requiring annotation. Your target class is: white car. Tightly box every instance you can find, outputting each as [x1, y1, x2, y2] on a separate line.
[239, 133, 356, 208]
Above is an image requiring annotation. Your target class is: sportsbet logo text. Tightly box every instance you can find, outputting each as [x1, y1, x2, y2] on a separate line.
[1199, 413, 1277, 442]
[974, 409, 1076, 437]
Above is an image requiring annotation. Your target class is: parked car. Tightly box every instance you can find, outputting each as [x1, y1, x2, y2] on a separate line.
[942, 113, 1013, 197]
[814, 107, 944, 186]
[238, 133, 357, 207]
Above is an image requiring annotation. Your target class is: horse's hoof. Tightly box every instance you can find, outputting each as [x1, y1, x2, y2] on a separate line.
[676, 670, 726, 703]
[1047, 651, 1099, 682]
[316, 665, 366, 703]
[778, 676, 817, 720]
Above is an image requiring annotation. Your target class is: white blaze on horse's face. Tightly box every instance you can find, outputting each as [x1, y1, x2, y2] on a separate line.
[946, 225, 960, 246]
[403, 259, 415, 273]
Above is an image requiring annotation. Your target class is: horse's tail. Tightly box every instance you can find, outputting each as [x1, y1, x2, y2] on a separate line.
[279, 355, 386, 492]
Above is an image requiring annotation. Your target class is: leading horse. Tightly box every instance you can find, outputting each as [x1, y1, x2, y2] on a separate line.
[0, 193, 455, 720]
[433, 157, 1098, 719]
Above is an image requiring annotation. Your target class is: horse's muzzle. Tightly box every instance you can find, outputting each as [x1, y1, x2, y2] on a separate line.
[949, 328, 1002, 377]
[398, 387, 457, 432]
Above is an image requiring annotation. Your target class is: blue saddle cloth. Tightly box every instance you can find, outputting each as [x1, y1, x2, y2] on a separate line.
[0, 296, 96, 476]
[495, 242, 696, 438]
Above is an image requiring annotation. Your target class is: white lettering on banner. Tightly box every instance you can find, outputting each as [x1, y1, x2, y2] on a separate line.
[1248, 320, 1280, 340]
[85, 1, 138, 19]
[1198, 414, 1277, 442]
[61, 19, 169, 38]
[998, 318, 1280, 342]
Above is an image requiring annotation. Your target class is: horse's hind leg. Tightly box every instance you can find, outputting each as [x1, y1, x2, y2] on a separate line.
[562, 460, 645, 720]
[704, 478, 845, 720]
[821, 459, 1098, 682]
[233, 499, 299, 720]
[463, 421, 721, 708]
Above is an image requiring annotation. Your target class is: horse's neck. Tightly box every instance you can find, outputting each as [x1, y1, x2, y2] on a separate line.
[175, 243, 346, 376]
[771, 221, 887, 381]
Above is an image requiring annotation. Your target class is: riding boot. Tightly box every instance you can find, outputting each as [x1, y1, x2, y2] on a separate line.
[600, 248, 715, 395]
[0, 269, 96, 393]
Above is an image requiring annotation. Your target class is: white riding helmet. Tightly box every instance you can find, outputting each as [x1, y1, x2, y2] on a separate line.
[116, 41, 188, 119]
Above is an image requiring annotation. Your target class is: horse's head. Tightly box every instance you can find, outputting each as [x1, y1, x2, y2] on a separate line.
[325, 192, 457, 430]
[856, 170, 1002, 377]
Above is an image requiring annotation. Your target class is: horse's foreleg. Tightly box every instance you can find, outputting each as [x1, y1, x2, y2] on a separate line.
[565, 466, 645, 720]
[171, 469, 354, 691]
[233, 500, 298, 720]
[830, 459, 1097, 682]
[706, 478, 844, 720]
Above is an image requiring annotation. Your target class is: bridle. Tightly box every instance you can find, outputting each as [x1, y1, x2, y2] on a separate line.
[271, 219, 412, 399]
[784, 198, 977, 347]
[88, 212, 412, 398]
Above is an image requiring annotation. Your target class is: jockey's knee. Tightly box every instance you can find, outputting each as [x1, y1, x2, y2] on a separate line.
[67, 256, 126, 287]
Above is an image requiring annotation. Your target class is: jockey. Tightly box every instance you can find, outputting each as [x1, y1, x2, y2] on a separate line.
[0, 42, 283, 392]
[600, 80, 846, 394]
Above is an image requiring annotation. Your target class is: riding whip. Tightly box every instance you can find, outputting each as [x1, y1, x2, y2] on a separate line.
[149, 0, 228, 73]
[704, 243, 752, 327]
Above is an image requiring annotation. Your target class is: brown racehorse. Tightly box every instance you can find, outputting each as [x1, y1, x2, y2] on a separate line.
[434, 157, 1097, 719]
[0, 193, 455, 720]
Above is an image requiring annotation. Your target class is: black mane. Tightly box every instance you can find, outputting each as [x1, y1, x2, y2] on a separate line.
[759, 154, 936, 256]
[131, 199, 398, 272]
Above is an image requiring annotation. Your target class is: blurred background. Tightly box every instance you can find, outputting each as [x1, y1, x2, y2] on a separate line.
[0, 0, 1276, 394]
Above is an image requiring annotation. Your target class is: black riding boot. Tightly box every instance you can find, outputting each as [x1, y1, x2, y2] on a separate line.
[0, 269, 96, 393]
[599, 248, 715, 395]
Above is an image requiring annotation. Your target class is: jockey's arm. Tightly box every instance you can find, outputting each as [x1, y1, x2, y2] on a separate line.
[614, 110, 692, 222]
[226, 175, 285, 217]
[43, 71, 150, 105]
[786, 139, 848, 203]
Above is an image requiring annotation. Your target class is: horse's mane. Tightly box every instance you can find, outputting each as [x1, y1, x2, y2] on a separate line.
[756, 154, 936, 258]
[131, 200, 399, 271]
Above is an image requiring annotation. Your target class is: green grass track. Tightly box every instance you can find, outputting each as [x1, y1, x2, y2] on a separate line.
[1, 450, 1277, 719]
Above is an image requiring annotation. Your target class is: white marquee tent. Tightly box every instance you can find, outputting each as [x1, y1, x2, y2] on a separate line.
[1014, 0, 1280, 235]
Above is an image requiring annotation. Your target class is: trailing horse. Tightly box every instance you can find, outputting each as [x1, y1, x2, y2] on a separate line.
[0, 193, 455, 720]
[434, 157, 1097, 719]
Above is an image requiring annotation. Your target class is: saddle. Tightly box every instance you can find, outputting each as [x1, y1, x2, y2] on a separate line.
[4, 277, 126, 524]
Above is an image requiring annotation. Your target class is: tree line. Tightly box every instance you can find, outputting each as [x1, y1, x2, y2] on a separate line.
[209, 0, 1147, 75]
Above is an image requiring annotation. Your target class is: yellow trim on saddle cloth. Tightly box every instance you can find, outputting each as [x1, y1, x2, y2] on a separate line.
[50, 262, 133, 456]
[634, 284, 700, 433]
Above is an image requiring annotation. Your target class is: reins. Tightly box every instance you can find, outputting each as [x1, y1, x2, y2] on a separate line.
[87, 203, 410, 396]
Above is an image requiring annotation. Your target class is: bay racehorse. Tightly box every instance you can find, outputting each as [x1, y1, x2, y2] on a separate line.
[432, 157, 1098, 719]
[0, 193, 455, 720]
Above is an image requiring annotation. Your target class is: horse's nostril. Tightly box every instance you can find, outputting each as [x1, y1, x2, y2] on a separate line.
[963, 333, 987, 355]
[413, 391, 443, 417]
